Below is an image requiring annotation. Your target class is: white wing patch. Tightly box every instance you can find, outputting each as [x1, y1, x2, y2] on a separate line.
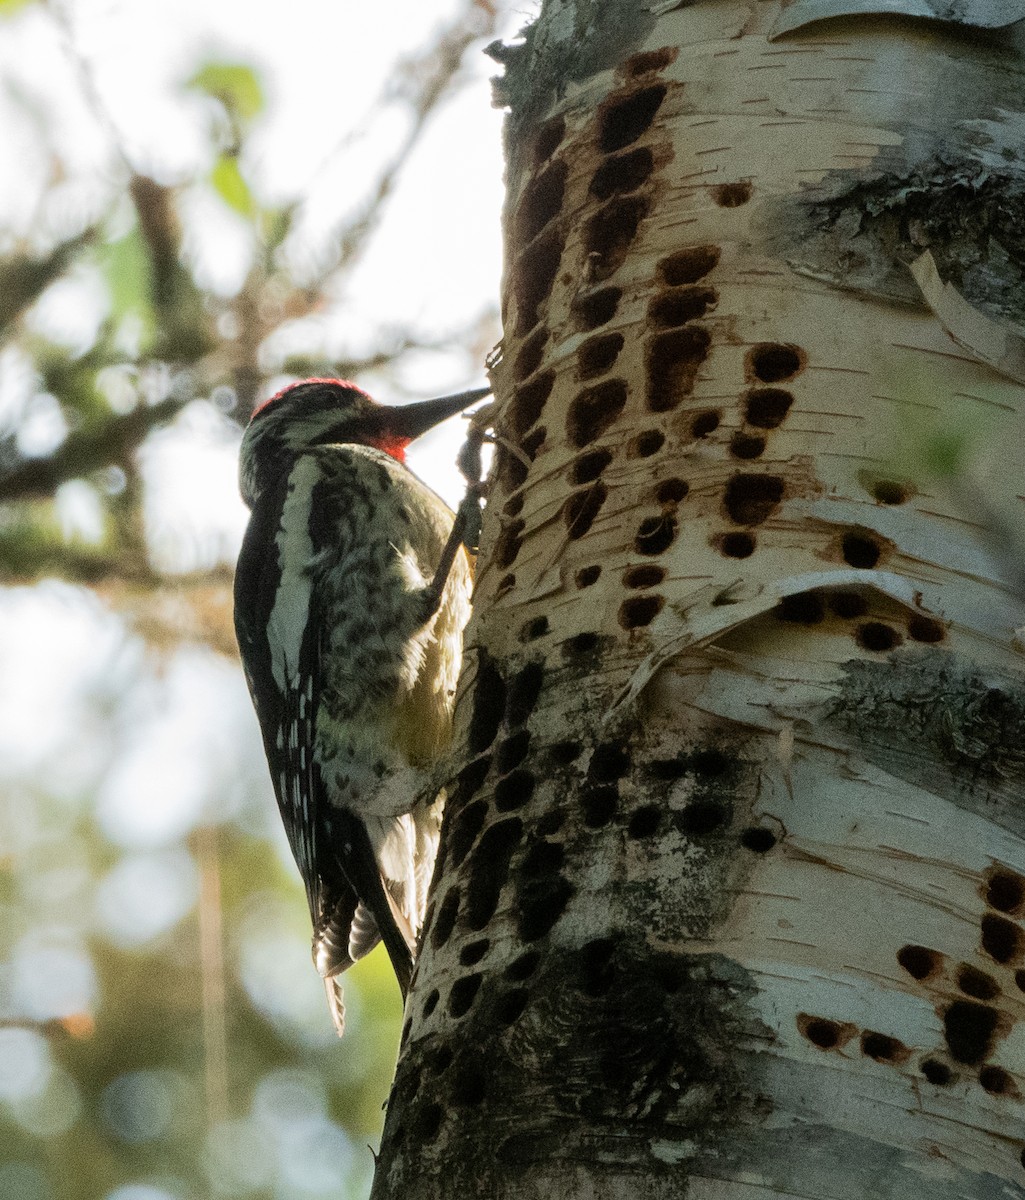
[267, 457, 318, 691]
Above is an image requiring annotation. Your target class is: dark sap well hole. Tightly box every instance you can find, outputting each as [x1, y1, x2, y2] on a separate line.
[987, 870, 1025, 914]
[506, 661, 545, 726]
[635, 513, 678, 555]
[691, 410, 719, 437]
[449, 799, 488, 870]
[572, 286, 622, 331]
[515, 327, 548, 381]
[578, 937, 617, 997]
[619, 594, 664, 629]
[957, 965, 999, 1001]
[578, 333, 624, 381]
[514, 225, 563, 335]
[656, 478, 688, 504]
[873, 479, 910, 505]
[536, 809, 565, 836]
[712, 180, 752, 207]
[512, 372, 555, 436]
[457, 756, 491, 803]
[466, 819, 523, 930]
[517, 159, 567, 244]
[653, 957, 688, 993]
[581, 785, 618, 828]
[731, 433, 765, 460]
[520, 615, 549, 643]
[842, 532, 881, 569]
[897, 944, 941, 980]
[981, 914, 1023, 963]
[497, 573, 515, 597]
[564, 482, 608, 539]
[589, 146, 654, 200]
[694, 749, 731, 775]
[469, 654, 506, 753]
[718, 531, 755, 558]
[576, 565, 601, 588]
[570, 448, 612, 485]
[745, 388, 793, 428]
[494, 519, 524, 570]
[659, 244, 720, 286]
[861, 1032, 904, 1062]
[535, 116, 566, 165]
[624, 46, 677, 77]
[522, 427, 546, 460]
[584, 195, 650, 281]
[422, 989, 440, 1018]
[426, 1044, 454, 1074]
[725, 473, 784, 525]
[741, 826, 776, 853]
[624, 564, 665, 589]
[646, 326, 711, 412]
[564, 631, 600, 656]
[506, 950, 541, 981]
[568, 379, 628, 448]
[496, 988, 530, 1024]
[448, 973, 483, 1018]
[589, 742, 631, 782]
[628, 805, 662, 838]
[979, 1065, 1014, 1095]
[631, 429, 665, 457]
[801, 1016, 843, 1049]
[921, 1059, 953, 1086]
[599, 85, 666, 153]
[777, 591, 825, 624]
[748, 342, 802, 383]
[829, 591, 868, 619]
[415, 1102, 443, 1141]
[943, 1000, 998, 1064]
[521, 839, 565, 878]
[549, 741, 582, 765]
[432, 886, 461, 950]
[856, 622, 902, 653]
[494, 769, 536, 813]
[503, 493, 524, 517]
[517, 874, 573, 941]
[908, 615, 945, 643]
[679, 800, 728, 837]
[648, 286, 717, 328]
[450, 1065, 486, 1106]
[648, 755, 688, 780]
[497, 730, 531, 774]
[498, 445, 528, 493]
[460, 939, 490, 967]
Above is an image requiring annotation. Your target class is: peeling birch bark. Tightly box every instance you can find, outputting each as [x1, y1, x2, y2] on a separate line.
[371, 2, 1025, 1197]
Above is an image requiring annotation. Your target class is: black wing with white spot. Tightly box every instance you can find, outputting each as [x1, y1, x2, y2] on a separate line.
[233, 453, 415, 999]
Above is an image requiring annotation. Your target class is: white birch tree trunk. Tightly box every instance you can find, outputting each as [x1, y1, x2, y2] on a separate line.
[372, 2, 1025, 1196]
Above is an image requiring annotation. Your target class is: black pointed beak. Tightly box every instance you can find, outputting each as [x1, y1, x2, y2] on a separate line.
[382, 386, 491, 439]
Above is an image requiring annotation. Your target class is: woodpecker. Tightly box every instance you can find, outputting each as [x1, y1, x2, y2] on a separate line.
[234, 378, 488, 1033]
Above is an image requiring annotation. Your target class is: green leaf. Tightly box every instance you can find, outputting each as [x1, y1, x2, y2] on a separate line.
[210, 155, 255, 218]
[186, 61, 265, 124]
[0, 0, 35, 15]
[96, 228, 156, 338]
[261, 203, 296, 254]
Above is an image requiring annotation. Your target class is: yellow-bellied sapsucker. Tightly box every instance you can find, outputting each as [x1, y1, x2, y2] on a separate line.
[234, 378, 487, 1033]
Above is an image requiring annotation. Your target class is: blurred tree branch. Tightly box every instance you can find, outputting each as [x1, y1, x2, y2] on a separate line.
[0, 0, 505, 635]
